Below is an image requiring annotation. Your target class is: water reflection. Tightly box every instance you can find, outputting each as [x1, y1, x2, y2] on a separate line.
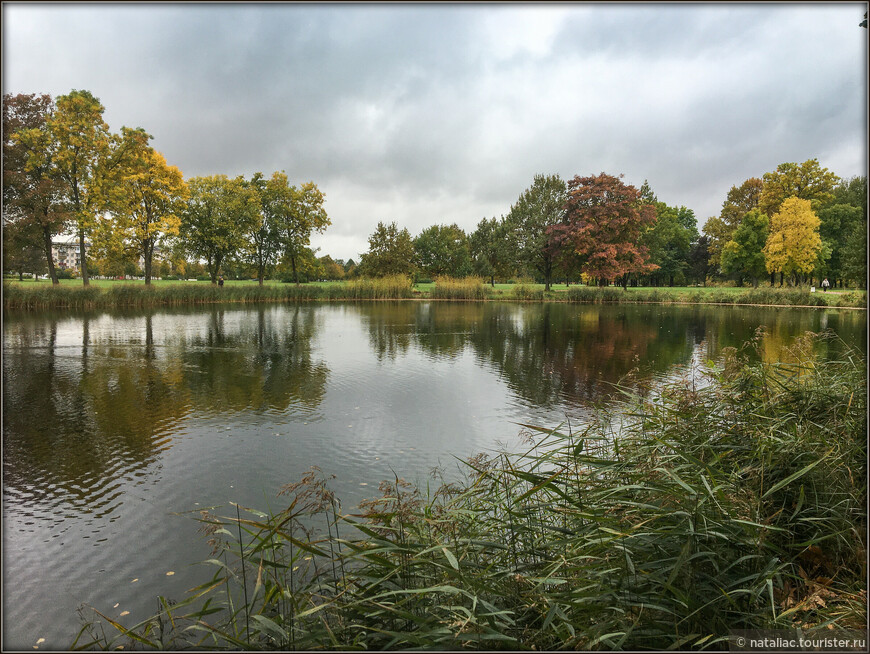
[2, 301, 865, 650]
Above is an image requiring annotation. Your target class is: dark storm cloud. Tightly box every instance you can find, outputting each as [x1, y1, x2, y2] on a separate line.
[3, 3, 866, 260]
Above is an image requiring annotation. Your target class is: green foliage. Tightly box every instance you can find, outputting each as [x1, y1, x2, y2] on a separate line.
[644, 202, 695, 285]
[469, 216, 513, 286]
[358, 221, 417, 278]
[503, 173, 566, 290]
[721, 209, 769, 285]
[74, 334, 866, 650]
[413, 223, 472, 278]
[180, 175, 260, 284]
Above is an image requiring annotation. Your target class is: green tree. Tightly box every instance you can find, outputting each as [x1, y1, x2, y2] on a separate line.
[703, 178, 763, 277]
[759, 159, 839, 217]
[280, 181, 330, 285]
[503, 174, 567, 291]
[720, 209, 769, 287]
[2, 219, 46, 279]
[3, 92, 69, 284]
[413, 223, 472, 278]
[763, 197, 823, 286]
[644, 202, 695, 286]
[180, 175, 259, 284]
[469, 216, 513, 287]
[556, 172, 657, 288]
[689, 235, 711, 286]
[358, 221, 416, 277]
[247, 172, 285, 285]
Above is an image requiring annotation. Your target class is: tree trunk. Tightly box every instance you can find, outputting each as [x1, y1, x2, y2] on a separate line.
[291, 254, 299, 285]
[144, 240, 153, 286]
[779, 272, 784, 287]
[490, 275, 494, 288]
[258, 261, 265, 286]
[78, 229, 89, 286]
[42, 227, 58, 285]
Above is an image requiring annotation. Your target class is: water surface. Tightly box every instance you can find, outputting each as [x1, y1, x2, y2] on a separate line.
[2, 301, 865, 649]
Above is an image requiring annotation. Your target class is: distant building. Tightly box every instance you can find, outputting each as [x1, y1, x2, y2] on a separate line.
[51, 236, 164, 274]
[52, 235, 86, 270]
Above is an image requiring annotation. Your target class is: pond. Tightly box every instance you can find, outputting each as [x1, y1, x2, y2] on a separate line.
[2, 301, 866, 649]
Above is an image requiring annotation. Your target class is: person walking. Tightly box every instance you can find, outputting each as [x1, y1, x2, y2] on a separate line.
[218, 275, 224, 287]
[821, 277, 830, 292]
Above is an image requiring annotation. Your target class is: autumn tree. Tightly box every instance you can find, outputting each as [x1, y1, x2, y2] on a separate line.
[3, 93, 69, 284]
[358, 221, 416, 277]
[759, 159, 839, 217]
[413, 223, 472, 278]
[469, 216, 513, 287]
[763, 197, 822, 286]
[43, 90, 117, 286]
[720, 209, 769, 287]
[107, 129, 188, 284]
[556, 172, 657, 288]
[503, 174, 567, 290]
[180, 175, 259, 284]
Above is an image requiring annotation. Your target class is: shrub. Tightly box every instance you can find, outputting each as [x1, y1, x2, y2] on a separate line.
[430, 276, 490, 300]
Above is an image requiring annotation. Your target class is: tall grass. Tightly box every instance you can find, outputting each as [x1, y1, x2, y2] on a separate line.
[73, 330, 865, 650]
[430, 276, 491, 300]
[3, 276, 414, 309]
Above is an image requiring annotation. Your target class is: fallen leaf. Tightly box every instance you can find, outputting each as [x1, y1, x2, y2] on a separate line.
[131, 578, 138, 583]
[166, 571, 175, 576]
[120, 611, 129, 617]
[36, 639, 44, 645]
[113, 603, 119, 608]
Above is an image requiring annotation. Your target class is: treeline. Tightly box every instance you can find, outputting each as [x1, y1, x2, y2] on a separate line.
[3, 91, 329, 286]
[356, 166, 866, 290]
[4, 91, 866, 291]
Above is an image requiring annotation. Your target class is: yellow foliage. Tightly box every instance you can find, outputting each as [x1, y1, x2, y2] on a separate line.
[763, 197, 821, 276]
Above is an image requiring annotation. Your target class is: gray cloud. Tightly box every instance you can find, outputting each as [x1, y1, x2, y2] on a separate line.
[3, 3, 866, 261]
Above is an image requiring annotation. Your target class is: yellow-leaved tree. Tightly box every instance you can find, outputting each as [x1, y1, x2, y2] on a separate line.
[115, 131, 189, 284]
[763, 196, 823, 286]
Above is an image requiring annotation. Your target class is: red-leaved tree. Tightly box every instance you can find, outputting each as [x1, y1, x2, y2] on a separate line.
[553, 173, 658, 288]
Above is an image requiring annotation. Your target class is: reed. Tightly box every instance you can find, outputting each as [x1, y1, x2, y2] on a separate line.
[73, 330, 865, 650]
[430, 276, 491, 300]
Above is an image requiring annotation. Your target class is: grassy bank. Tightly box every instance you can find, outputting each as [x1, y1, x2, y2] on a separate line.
[74, 331, 866, 650]
[4, 277, 865, 309]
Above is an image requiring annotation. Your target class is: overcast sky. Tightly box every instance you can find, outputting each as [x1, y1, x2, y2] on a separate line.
[3, 2, 867, 262]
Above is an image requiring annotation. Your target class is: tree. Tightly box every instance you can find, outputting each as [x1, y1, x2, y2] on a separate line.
[759, 159, 839, 217]
[319, 255, 345, 281]
[110, 130, 188, 284]
[702, 178, 762, 277]
[279, 180, 330, 285]
[413, 223, 472, 278]
[720, 178, 763, 228]
[556, 172, 657, 288]
[763, 197, 822, 285]
[469, 216, 513, 287]
[503, 174, 567, 291]
[3, 93, 69, 284]
[689, 235, 710, 286]
[180, 175, 259, 284]
[44, 90, 116, 286]
[644, 202, 695, 286]
[247, 172, 285, 285]
[720, 209, 769, 287]
[358, 221, 416, 277]
[3, 219, 46, 279]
